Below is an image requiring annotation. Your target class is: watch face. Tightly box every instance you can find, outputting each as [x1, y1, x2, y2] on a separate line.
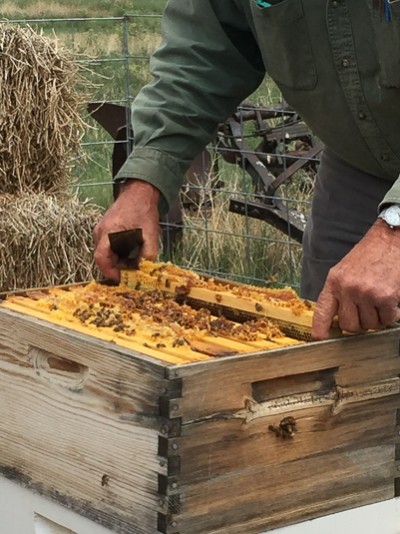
[383, 205, 400, 227]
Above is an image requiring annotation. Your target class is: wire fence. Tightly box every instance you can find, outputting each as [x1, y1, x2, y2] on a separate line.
[8, 14, 319, 289]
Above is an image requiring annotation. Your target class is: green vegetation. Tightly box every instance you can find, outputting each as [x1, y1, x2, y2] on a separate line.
[0, 1, 167, 19]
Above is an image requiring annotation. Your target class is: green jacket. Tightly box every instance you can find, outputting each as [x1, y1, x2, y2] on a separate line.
[116, 0, 400, 214]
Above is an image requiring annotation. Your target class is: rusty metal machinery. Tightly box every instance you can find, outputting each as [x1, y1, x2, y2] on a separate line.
[218, 103, 322, 243]
[88, 101, 321, 247]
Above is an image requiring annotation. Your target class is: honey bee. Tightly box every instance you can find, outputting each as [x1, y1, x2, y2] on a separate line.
[269, 416, 297, 439]
[151, 331, 162, 339]
[172, 337, 186, 347]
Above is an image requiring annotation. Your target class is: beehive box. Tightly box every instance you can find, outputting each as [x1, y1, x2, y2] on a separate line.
[0, 280, 399, 534]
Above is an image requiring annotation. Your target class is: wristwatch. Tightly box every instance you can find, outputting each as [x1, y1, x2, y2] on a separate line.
[378, 204, 400, 228]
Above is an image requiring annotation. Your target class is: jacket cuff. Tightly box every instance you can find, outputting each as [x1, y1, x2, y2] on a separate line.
[378, 177, 400, 212]
[114, 147, 186, 216]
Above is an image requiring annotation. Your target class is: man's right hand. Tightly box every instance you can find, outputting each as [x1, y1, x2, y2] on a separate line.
[93, 180, 160, 282]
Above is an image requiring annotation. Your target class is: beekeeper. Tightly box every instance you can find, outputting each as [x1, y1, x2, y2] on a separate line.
[93, 0, 400, 340]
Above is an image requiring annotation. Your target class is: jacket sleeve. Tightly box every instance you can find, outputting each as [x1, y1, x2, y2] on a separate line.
[115, 0, 265, 214]
[379, 182, 400, 210]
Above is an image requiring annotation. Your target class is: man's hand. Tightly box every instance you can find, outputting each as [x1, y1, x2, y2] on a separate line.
[312, 219, 400, 340]
[93, 180, 160, 282]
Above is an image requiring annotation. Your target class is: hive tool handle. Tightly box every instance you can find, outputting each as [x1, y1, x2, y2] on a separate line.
[108, 228, 144, 269]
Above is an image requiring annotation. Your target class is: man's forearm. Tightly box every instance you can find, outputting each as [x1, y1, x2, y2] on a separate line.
[115, 0, 265, 214]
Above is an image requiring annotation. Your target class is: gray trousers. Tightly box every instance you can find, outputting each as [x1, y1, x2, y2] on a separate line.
[300, 147, 392, 301]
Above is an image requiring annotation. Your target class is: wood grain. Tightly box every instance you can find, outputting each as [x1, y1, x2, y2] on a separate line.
[170, 329, 400, 421]
[1, 293, 399, 534]
[177, 445, 395, 533]
[0, 308, 167, 534]
[177, 396, 400, 481]
[165, 327, 400, 534]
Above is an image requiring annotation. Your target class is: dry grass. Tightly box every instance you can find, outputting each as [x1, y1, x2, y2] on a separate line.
[67, 29, 162, 57]
[172, 165, 309, 286]
[71, 30, 123, 56]
[0, 0, 166, 18]
[0, 16, 312, 289]
[0, 193, 101, 291]
[129, 30, 162, 57]
[0, 24, 103, 291]
[0, 2, 87, 17]
[0, 24, 88, 195]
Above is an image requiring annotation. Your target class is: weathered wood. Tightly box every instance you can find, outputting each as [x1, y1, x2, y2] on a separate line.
[177, 445, 394, 533]
[170, 329, 400, 421]
[176, 396, 400, 479]
[0, 308, 168, 534]
[0, 294, 400, 534]
[160, 328, 400, 533]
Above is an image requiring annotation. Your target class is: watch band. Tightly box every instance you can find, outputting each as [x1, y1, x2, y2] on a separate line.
[378, 204, 400, 228]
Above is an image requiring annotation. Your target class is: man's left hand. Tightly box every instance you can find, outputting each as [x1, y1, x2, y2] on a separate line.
[312, 219, 400, 340]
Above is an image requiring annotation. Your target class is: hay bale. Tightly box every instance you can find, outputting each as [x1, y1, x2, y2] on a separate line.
[0, 24, 87, 195]
[0, 193, 101, 291]
[0, 25, 103, 291]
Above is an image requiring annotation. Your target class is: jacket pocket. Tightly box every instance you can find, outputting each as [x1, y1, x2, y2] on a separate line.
[251, 0, 317, 90]
[371, 2, 400, 88]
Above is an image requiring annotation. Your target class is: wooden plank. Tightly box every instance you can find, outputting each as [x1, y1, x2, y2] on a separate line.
[176, 396, 400, 482]
[176, 445, 394, 533]
[120, 268, 317, 330]
[162, 328, 400, 533]
[0, 308, 167, 534]
[170, 328, 400, 422]
[4, 299, 260, 360]
[1, 289, 399, 534]
[3, 296, 303, 363]
[2, 300, 215, 364]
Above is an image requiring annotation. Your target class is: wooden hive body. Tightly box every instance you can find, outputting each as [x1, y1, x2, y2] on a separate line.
[0, 286, 399, 533]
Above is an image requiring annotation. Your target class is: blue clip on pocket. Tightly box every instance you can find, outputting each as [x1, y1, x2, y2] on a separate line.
[256, 0, 272, 7]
